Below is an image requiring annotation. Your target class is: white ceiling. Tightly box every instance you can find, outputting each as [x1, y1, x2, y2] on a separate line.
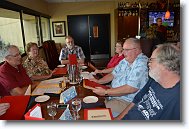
[44, 0, 115, 3]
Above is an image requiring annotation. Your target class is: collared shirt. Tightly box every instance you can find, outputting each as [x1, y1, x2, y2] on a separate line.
[110, 53, 149, 102]
[107, 54, 124, 68]
[0, 62, 32, 95]
[23, 56, 51, 77]
[59, 45, 85, 61]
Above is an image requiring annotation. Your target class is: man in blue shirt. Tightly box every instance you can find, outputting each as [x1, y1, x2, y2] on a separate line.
[90, 38, 149, 116]
[59, 35, 85, 65]
[115, 44, 180, 120]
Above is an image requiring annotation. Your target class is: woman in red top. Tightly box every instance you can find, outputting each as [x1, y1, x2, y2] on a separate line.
[95, 41, 124, 74]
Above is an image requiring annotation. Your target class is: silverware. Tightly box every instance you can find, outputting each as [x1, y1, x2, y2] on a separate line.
[91, 115, 106, 118]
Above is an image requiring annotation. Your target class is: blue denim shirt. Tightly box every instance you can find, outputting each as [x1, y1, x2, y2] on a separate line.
[110, 53, 149, 102]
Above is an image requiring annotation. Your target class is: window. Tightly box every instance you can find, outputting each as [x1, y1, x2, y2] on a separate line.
[0, 8, 23, 62]
[41, 17, 51, 43]
[23, 14, 40, 45]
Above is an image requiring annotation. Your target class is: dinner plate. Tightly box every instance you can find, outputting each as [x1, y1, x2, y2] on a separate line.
[35, 95, 50, 103]
[83, 96, 98, 103]
[69, 81, 78, 85]
[81, 66, 87, 70]
[57, 64, 65, 68]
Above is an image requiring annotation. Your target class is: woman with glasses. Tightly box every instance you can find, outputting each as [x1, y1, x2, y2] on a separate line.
[23, 42, 52, 81]
[94, 41, 124, 74]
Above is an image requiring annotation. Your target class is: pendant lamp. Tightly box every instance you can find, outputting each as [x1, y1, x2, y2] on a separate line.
[165, 0, 170, 19]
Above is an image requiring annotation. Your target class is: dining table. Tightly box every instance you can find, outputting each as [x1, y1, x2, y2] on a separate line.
[26, 64, 107, 120]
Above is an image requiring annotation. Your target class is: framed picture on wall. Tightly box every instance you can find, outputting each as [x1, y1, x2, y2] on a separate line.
[52, 21, 66, 37]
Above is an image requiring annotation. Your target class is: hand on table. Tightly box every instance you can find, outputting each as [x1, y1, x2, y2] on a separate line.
[92, 87, 106, 96]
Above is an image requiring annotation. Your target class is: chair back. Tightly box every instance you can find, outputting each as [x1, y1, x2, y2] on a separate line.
[42, 40, 60, 70]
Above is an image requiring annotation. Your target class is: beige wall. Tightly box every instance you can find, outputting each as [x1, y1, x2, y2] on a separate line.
[48, 1, 117, 56]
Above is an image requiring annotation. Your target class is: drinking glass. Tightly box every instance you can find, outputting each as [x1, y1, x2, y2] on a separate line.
[76, 74, 83, 86]
[71, 98, 81, 120]
[70, 110, 76, 120]
[47, 102, 57, 120]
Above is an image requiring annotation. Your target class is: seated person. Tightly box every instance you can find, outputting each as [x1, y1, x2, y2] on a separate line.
[0, 103, 10, 116]
[23, 42, 52, 80]
[94, 41, 124, 74]
[90, 38, 149, 115]
[115, 44, 180, 120]
[0, 45, 33, 95]
[59, 35, 85, 65]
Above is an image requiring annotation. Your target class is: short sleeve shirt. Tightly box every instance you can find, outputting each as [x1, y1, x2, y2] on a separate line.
[59, 45, 85, 61]
[110, 53, 149, 102]
[0, 62, 32, 94]
[123, 78, 180, 120]
[23, 56, 51, 77]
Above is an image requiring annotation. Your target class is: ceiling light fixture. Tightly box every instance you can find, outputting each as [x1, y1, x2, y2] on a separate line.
[165, 0, 170, 19]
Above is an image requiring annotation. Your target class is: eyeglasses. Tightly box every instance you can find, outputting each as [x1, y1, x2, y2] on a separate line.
[8, 53, 21, 57]
[115, 46, 122, 48]
[123, 48, 137, 52]
[148, 58, 157, 63]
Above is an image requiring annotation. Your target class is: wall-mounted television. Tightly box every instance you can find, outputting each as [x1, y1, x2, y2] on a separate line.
[148, 11, 175, 27]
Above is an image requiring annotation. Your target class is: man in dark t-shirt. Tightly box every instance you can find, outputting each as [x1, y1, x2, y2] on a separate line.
[115, 43, 180, 120]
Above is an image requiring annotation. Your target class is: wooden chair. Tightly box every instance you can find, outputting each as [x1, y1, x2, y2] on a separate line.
[42, 40, 61, 70]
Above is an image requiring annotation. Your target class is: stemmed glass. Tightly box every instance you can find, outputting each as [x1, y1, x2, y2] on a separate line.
[47, 102, 57, 120]
[71, 98, 81, 120]
[76, 74, 83, 86]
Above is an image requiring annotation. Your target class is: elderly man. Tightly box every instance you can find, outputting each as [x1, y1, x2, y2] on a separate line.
[0, 45, 32, 95]
[59, 35, 85, 65]
[90, 38, 149, 115]
[115, 44, 180, 120]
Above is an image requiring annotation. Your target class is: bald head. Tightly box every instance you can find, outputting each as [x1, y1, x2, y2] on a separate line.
[122, 38, 142, 64]
[124, 38, 141, 49]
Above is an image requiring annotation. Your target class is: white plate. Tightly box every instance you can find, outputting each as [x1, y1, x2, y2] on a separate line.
[57, 64, 65, 68]
[81, 66, 87, 69]
[35, 95, 50, 103]
[83, 96, 98, 103]
[69, 81, 78, 85]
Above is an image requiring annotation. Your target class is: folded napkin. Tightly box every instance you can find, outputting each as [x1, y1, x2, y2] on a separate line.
[53, 67, 67, 75]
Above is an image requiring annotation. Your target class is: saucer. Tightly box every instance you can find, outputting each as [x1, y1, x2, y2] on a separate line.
[83, 96, 98, 103]
[81, 66, 87, 70]
[57, 64, 65, 68]
[35, 95, 50, 102]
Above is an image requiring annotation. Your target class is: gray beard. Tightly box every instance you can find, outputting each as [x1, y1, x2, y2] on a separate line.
[149, 69, 160, 83]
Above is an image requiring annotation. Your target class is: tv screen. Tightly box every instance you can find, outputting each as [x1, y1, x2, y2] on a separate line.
[148, 11, 174, 27]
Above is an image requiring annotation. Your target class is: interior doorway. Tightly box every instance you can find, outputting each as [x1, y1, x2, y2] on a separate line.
[67, 14, 110, 61]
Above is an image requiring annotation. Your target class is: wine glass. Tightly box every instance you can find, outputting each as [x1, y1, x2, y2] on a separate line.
[47, 102, 57, 120]
[76, 74, 83, 86]
[71, 98, 81, 120]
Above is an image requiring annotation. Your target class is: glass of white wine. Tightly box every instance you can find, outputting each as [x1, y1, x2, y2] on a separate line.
[47, 102, 57, 120]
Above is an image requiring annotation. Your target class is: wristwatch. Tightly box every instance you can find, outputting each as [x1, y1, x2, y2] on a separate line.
[104, 90, 109, 96]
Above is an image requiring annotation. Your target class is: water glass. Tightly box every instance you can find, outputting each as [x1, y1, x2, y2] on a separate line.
[71, 98, 81, 120]
[47, 102, 57, 120]
[76, 74, 83, 86]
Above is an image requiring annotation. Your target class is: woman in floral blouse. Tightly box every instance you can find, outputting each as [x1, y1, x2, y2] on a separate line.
[23, 42, 52, 80]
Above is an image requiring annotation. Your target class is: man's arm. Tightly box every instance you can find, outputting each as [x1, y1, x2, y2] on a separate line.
[61, 59, 69, 65]
[92, 84, 138, 96]
[114, 102, 135, 120]
[90, 73, 114, 84]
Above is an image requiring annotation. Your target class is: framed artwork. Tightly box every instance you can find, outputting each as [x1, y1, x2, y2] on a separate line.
[52, 21, 66, 37]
